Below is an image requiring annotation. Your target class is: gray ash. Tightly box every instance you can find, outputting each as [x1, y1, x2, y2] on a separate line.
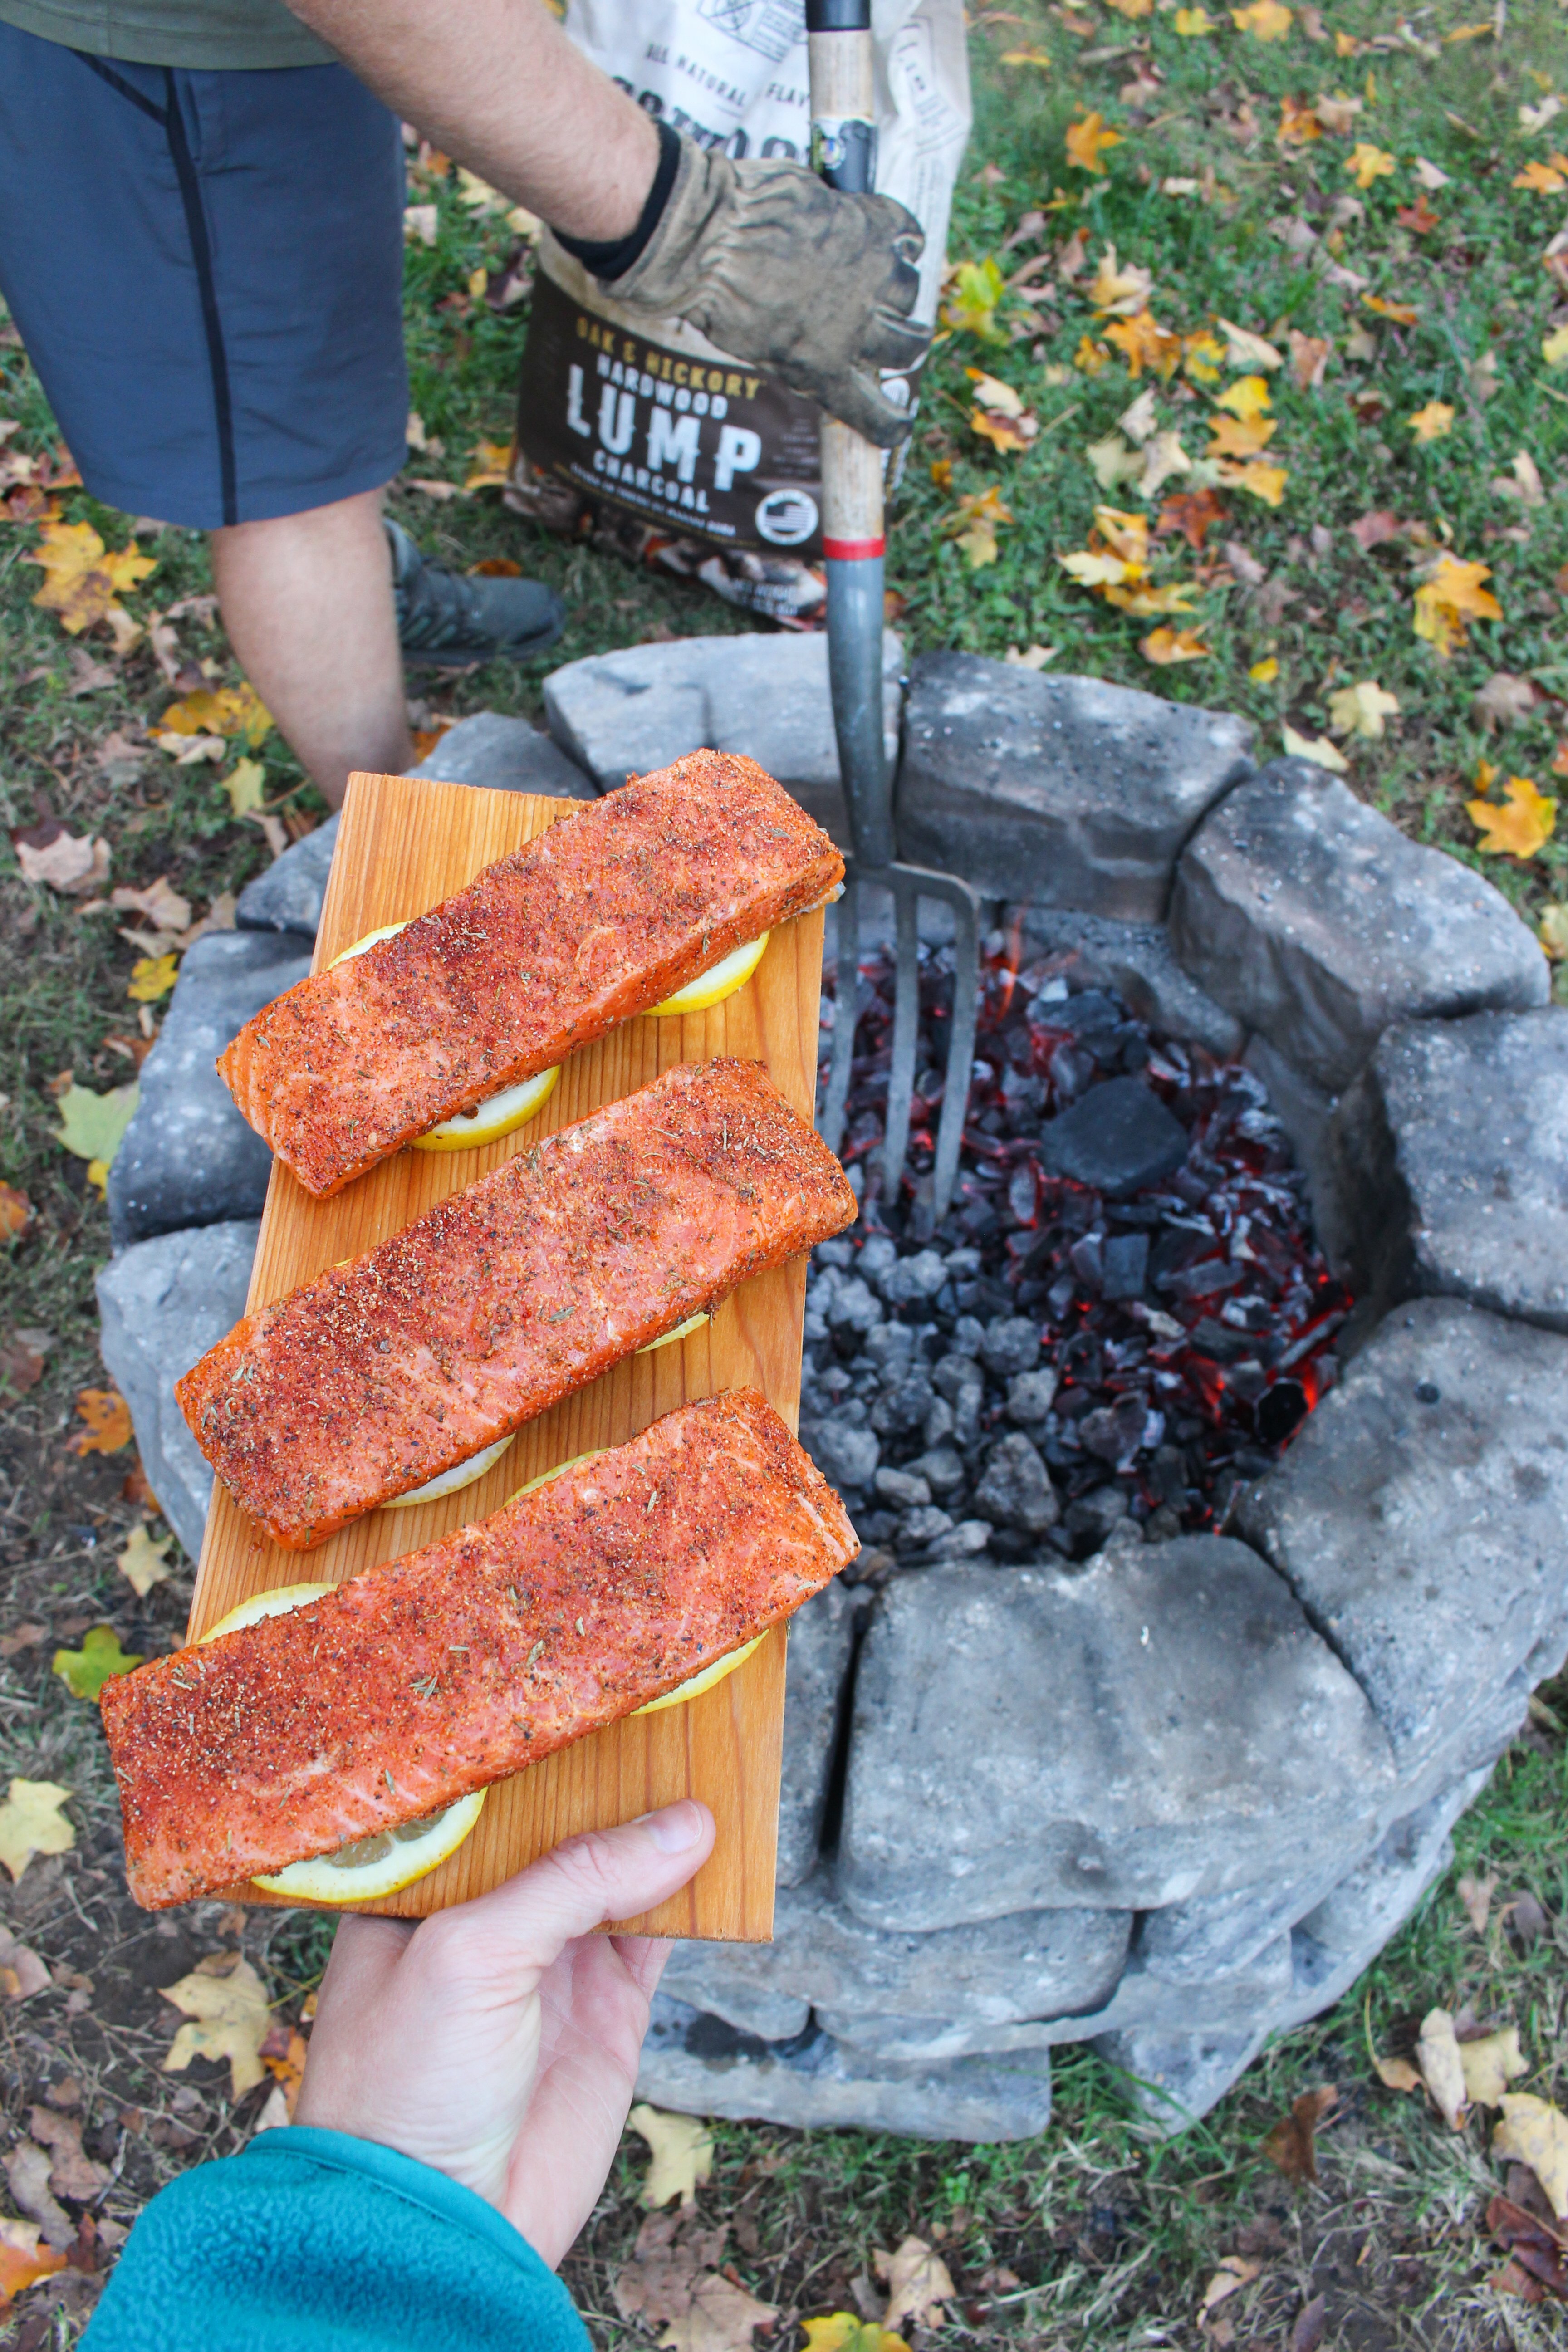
[803, 934, 1352, 1575]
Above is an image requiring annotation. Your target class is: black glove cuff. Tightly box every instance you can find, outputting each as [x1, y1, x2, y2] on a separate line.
[554, 119, 682, 281]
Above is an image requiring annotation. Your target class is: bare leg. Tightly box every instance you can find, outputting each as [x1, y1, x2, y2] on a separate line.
[210, 486, 412, 810]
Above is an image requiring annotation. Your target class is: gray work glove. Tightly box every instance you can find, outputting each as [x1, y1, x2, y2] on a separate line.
[606, 140, 928, 447]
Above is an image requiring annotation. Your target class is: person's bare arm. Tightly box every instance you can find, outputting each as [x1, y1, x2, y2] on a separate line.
[284, 0, 659, 241]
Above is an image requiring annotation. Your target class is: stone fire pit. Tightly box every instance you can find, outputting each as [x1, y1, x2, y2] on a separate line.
[96, 645, 1568, 2144]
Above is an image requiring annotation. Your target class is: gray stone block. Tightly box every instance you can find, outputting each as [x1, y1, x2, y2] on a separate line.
[1241, 1034, 1355, 1273]
[1134, 1859, 1354, 1986]
[897, 655, 1252, 921]
[776, 1581, 860, 1889]
[543, 631, 902, 838]
[821, 1937, 1295, 2064]
[1330, 1010, 1568, 1334]
[234, 713, 594, 937]
[96, 1221, 259, 1559]
[1236, 1297, 1568, 1779]
[1093, 2024, 1268, 2135]
[1171, 759, 1549, 1096]
[837, 1546, 1396, 1932]
[108, 931, 309, 1250]
[1298, 1772, 1485, 1958]
[235, 815, 339, 937]
[407, 710, 594, 799]
[637, 1996, 1053, 2141]
[660, 1871, 1130, 2047]
[1017, 907, 1245, 1058]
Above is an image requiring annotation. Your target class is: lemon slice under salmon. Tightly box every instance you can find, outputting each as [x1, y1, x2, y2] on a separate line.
[330, 921, 559, 1149]
[197, 1584, 486, 1902]
[650, 933, 769, 1017]
[636, 1311, 711, 1355]
[383, 1432, 516, 1510]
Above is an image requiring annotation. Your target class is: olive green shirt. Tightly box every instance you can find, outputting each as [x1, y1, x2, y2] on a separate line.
[0, 0, 335, 69]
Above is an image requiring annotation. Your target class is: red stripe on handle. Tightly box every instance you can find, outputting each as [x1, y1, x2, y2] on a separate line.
[823, 534, 886, 560]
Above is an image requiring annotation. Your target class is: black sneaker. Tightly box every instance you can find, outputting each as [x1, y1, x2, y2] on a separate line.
[387, 517, 565, 670]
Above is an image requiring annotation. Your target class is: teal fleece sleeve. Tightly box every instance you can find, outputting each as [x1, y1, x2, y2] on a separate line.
[83, 2125, 593, 2352]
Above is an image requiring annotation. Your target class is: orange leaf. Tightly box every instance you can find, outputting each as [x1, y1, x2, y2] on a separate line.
[1264, 2084, 1339, 2180]
[1363, 293, 1418, 324]
[1157, 487, 1228, 547]
[1278, 95, 1321, 142]
[1467, 776, 1558, 860]
[0, 2234, 68, 2306]
[0, 1184, 32, 1242]
[1413, 553, 1503, 656]
[65, 1389, 132, 1457]
[971, 406, 1039, 452]
[1105, 310, 1184, 379]
[1514, 159, 1568, 192]
[1141, 626, 1209, 663]
[1065, 112, 1124, 174]
[1208, 412, 1277, 457]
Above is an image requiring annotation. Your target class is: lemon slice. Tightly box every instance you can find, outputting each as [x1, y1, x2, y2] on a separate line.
[636, 1632, 766, 1714]
[383, 1432, 516, 1510]
[636, 1311, 711, 1356]
[253, 1791, 488, 1903]
[331, 921, 559, 1150]
[505, 1449, 608, 1505]
[651, 933, 769, 1017]
[412, 1063, 559, 1152]
[197, 1584, 487, 1902]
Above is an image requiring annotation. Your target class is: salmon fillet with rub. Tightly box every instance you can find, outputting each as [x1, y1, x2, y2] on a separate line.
[177, 1057, 856, 1551]
[219, 750, 843, 1198]
[101, 1391, 859, 1910]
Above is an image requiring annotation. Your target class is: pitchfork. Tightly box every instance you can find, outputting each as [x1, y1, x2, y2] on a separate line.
[807, 0, 980, 1222]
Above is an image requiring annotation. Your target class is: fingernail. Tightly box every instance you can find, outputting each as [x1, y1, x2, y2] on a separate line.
[634, 1801, 706, 1854]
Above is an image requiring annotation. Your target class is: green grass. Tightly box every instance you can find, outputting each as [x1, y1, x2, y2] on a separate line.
[3, 14, 1568, 2343]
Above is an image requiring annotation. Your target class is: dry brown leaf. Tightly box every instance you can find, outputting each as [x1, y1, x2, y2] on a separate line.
[657, 2273, 779, 2352]
[27, 2107, 109, 2201]
[12, 827, 110, 895]
[1496, 2097, 1568, 2218]
[1200, 2254, 1262, 2313]
[1264, 2085, 1338, 2180]
[1288, 330, 1330, 388]
[1, 2146, 73, 2249]
[875, 2237, 956, 2332]
[1416, 2008, 1469, 2130]
[1471, 676, 1538, 734]
[0, 1927, 49, 2001]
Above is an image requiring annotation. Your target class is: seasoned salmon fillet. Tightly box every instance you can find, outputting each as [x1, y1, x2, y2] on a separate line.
[177, 1057, 856, 1550]
[101, 1391, 858, 1910]
[219, 750, 843, 1197]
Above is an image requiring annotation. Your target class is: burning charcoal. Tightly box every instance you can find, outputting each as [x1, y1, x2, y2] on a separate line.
[879, 1249, 949, 1307]
[1069, 1234, 1104, 1294]
[1039, 1076, 1190, 1198]
[1079, 1396, 1152, 1470]
[859, 1235, 898, 1286]
[922, 1397, 956, 1446]
[826, 1274, 883, 1335]
[876, 1466, 932, 1510]
[1061, 1485, 1130, 1556]
[865, 1323, 917, 1376]
[1006, 1162, 1039, 1228]
[1102, 1232, 1150, 1301]
[1006, 1368, 1059, 1425]
[870, 1374, 937, 1438]
[1256, 1380, 1310, 1445]
[909, 1446, 967, 1496]
[973, 1432, 1061, 1534]
[1161, 1258, 1249, 1300]
[980, 1316, 1042, 1378]
[799, 1420, 880, 1491]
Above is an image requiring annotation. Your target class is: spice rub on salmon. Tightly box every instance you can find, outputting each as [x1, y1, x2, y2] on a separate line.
[177, 1056, 857, 1551]
[218, 750, 843, 1198]
[102, 1391, 858, 1910]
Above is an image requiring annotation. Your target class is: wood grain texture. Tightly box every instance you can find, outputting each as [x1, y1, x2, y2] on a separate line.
[187, 769, 826, 1940]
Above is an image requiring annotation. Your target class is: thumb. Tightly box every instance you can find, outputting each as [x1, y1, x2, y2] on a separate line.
[422, 1802, 715, 1979]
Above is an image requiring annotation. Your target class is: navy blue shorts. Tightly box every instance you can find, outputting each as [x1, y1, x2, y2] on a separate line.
[0, 22, 408, 527]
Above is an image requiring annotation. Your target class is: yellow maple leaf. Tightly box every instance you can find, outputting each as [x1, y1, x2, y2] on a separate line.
[1515, 158, 1568, 192]
[118, 1524, 174, 1599]
[1105, 0, 1153, 15]
[966, 369, 1025, 416]
[801, 2322, 911, 2352]
[1000, 46, 1053, 64]
[128, 954, 180, 1003]
[1209, 412, 1277, 457]
[942, 257, 1007, 341]
[1182, 329, 1227, 383]
[1059, 550, 1138, 588]
[943, 487, 1014, 568]
[1219, 459, 1289, 504]
[1539, 903, 1568, 959]
[1250, 655, 1280, 681]
[1093, 506, 1149, 561]
[1494, 2095, 1568, 2218]
[1363, 293, 1418, 324]
[223, 757, 268, 819]
[1407, 401, 1454, 443]
[26, 521, 157, 637]
[1346, 142, 1396, 189]
[1278, 96, 1322, 142]
[1105, 580, 1199, 615]
[1282, 724, 1349, 771]
[160, 683, 273, 746]
[1074, 335, 1113, 374]
[1544, 323, 1568, 367]
[1140, 626, 1210, 663]
[1216, 318, 1284, 370]
[1215, 374, 1273, 421]
[1467, 774, 1557, 859]
[1106, 311, 1184, 379]
[972, 407, 1037, 452]
[162, 1955, 273, 2101]
[1232, 0, 1292, 36]
[464, 439, 513, 490]
[627, 2103, 715, 2207]
[1089, 244, 1154, 315]
[1334, 27, 1360, 50]
[1328, 679, 1401, 738]
[1413, 553, 1503, 657]
[1175, 6, 1216, 29]
[0, 1780, 75, 1882]
[1065, 113, 1123, 174]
